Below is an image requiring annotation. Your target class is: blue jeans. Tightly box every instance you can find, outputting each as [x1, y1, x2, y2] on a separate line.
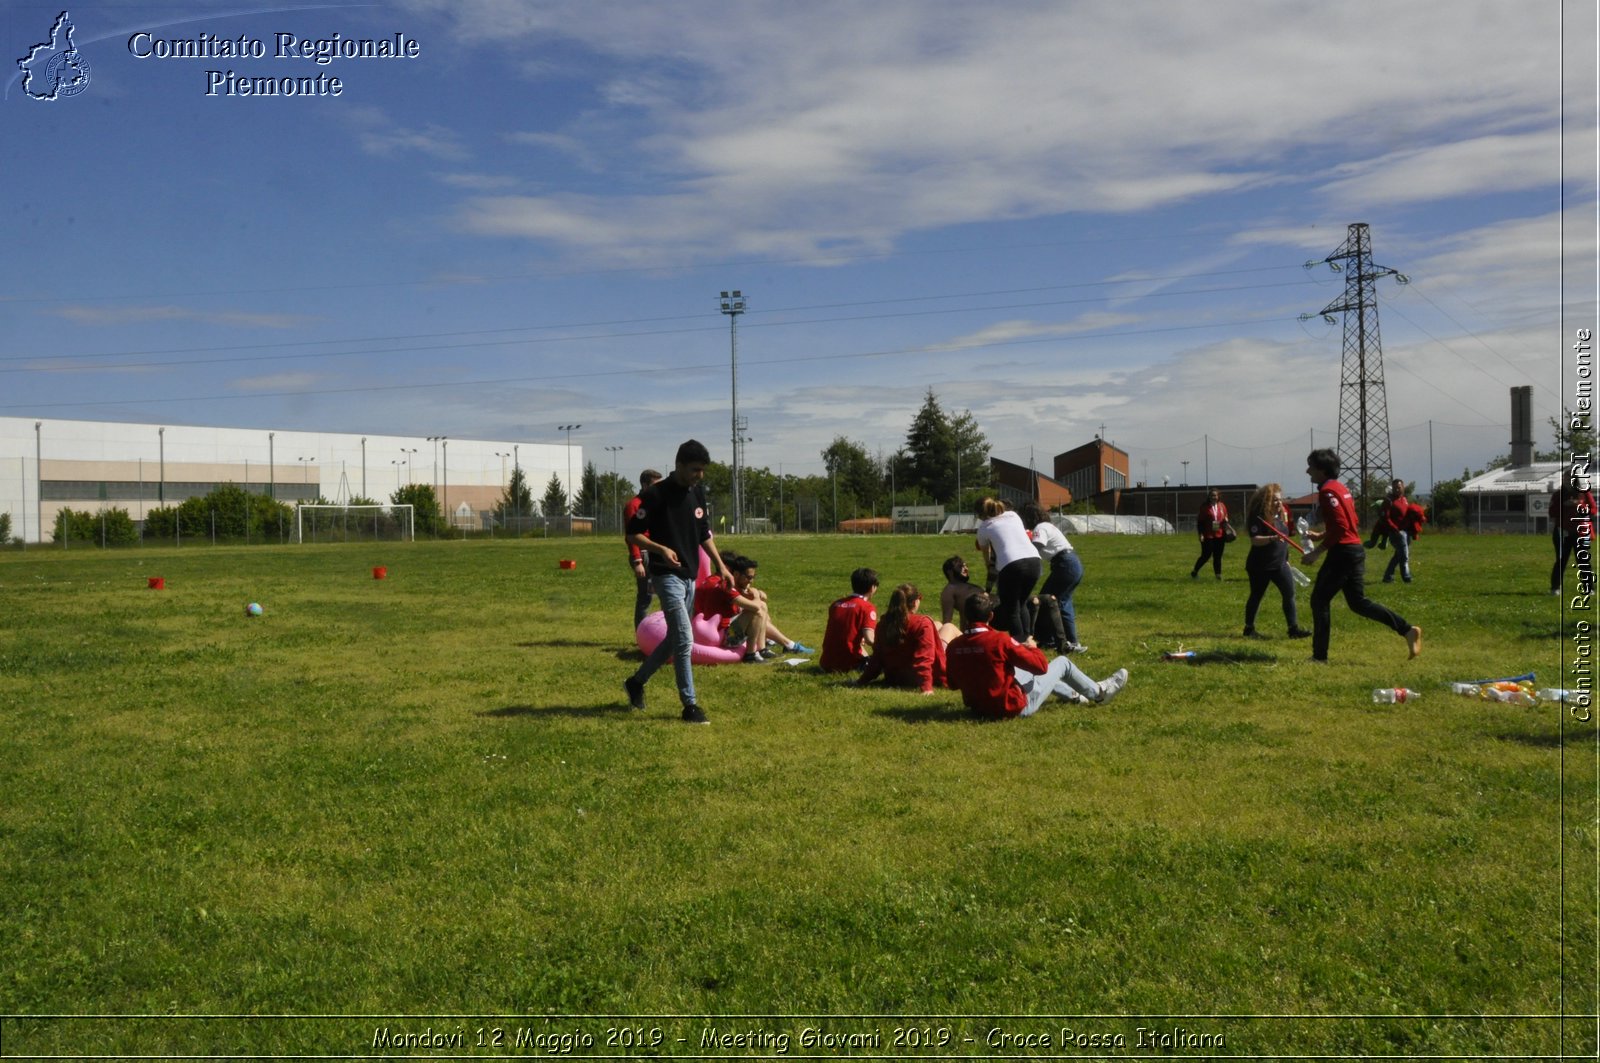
[1041, 549, 1083, 643]
[1383, 530, 1411, 582]
[635, 571, 696, 706]
[1016, 656, 1102, 716]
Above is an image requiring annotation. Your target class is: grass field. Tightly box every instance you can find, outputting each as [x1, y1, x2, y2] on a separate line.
[0, 532, 1595, 1059]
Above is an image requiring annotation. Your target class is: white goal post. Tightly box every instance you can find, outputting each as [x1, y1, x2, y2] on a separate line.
[296, 503, 414, 544]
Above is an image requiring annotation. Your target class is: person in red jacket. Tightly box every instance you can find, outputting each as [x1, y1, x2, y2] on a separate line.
[1190, 488, 1231, 580]
[946, 593, 1127, 718]
[856, 583, 958, 693]
[624, 468, 662, 629]
[1551, 470, 1597, 595]
[820, 567, 879, 673]
[1301, 449, 1422, 663]
[1381, 481, 1415, 584]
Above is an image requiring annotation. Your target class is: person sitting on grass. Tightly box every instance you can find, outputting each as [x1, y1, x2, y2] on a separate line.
[946, 593, 1128, 718]
[856, 583, 958, 693]
[695, 552, 811, 662]
[939, 555, 984, 627]
[820, 567, 879, 673]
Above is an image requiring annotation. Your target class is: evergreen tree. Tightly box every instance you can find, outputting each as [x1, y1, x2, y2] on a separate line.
[541, 474, 568, 518]
[579, 460, 601, 517]
[901, 389, 990, 504]
[493, 466, 536, 530]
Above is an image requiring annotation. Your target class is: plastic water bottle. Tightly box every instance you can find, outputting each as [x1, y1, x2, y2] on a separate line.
[1372, 688, 1419, 703]
[1481, 686, 1537, 706]
[1537, 688, 1573, 703]
[1163, 650, 1197, 662]
[1449, 682, 1482, 696]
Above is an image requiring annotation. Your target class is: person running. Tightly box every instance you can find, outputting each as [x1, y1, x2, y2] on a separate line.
[1241, 482, 1310, 640]
[820, 567, 880, 673]
[623, 440, 728, 724]
[946, 593, 1127, 718]
[1191, 488, 1231, 580]
[974, 497, 1040, 641]
[1300, 448, 1422, 663]
[624, 468, 663, 630]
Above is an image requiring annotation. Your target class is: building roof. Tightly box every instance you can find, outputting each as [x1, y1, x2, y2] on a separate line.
[1460, 462, 1564, 494]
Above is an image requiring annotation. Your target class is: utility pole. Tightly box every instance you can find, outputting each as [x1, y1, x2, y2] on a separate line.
[720, 290, 747, 532]
[1303, 222, 1408, 519]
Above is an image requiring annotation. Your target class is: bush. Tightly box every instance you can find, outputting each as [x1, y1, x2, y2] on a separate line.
[0, 512, 10, 545]
[52, 507, 138, 547]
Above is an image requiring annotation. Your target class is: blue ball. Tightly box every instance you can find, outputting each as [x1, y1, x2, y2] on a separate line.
[245, 602, 263, 617]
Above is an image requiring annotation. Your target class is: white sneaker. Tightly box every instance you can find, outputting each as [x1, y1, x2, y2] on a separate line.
[1095, 668, 1128, 704]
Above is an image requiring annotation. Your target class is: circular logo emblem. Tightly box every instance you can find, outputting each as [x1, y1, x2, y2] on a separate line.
[46, 49, 91, 97]
[694, 507, 705, 519]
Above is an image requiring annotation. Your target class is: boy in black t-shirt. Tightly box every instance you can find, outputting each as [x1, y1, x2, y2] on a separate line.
[623, 439, 729, 724]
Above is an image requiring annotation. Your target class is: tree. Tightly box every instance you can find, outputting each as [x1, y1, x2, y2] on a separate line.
[579, 460, 600, 518]
[494, 466, 536, 532]
[821, 437, 880, 507]
[391, 482, 444, 537]
[541, 474, 568, 518]
[901, 389, 990, 504]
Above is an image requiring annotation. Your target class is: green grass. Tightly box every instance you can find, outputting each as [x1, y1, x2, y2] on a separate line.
[0, 533, 1594, 1058]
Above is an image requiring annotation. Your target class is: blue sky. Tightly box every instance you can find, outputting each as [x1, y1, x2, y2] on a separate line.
[3, 0, 1594, 493]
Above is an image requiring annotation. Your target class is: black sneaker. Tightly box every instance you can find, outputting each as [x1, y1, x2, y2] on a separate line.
[681, 703, 710, 725]
[624, 675, 646, 711]
[1287, 628, 1311, 639]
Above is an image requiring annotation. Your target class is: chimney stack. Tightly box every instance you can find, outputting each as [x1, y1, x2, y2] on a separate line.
[1510, 385, 1534, 467]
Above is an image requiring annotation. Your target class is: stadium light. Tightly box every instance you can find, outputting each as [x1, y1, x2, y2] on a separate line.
[400, 447, 417, 484]
[605, 444, 624, 530]
[720, 290, 747, 530]
[558, 424, 581, 530]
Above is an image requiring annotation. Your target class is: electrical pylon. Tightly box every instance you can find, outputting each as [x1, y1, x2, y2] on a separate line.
[1302, 222, 1408, 519]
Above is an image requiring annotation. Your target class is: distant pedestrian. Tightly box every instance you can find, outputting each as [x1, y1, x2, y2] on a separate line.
[1191, 488, 1231, 580]
[623, 441, 729, 724]
[624, 468, 663, 630]
[1551, 470, 1597, 595]
[1300, 449, 1422, 663]
[1381, 481, 1415, 584]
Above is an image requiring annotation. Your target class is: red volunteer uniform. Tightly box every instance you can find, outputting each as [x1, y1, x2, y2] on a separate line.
[1317, 478, 1364, 546]
[859, 613, 947, 693]
[946, 624, 1049, 718]
[820, 594, 877, 672]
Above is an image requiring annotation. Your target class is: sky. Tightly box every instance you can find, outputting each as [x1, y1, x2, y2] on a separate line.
[2, 0, 1595, 494]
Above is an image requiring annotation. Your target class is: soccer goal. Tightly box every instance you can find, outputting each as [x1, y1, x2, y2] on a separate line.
[296, 504, 414, 544]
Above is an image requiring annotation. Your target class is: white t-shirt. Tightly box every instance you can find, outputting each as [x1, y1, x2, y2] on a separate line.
[976, 510, 1036, 570]
[1030, 519, 1072, 560]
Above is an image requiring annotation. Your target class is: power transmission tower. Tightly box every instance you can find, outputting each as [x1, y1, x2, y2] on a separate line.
[1302, 222, 1408, 519]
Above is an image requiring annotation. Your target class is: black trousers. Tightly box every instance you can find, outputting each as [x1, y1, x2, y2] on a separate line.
[995, 557, 1041, 642]
[1310, 544, 1410, 661]
[1192, 537, 1227, 577]
[1244, 564, 1300, 633]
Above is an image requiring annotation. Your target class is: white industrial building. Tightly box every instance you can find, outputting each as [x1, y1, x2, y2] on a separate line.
[0, 416, 579, 544]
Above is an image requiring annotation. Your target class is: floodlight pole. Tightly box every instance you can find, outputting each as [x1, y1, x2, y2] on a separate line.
[268, 432, 275, 501]
[158, 426, 165, 503]
[605, 444, 624, 531]
[559, 424, 581, 533]
[720, 290, 746, 532]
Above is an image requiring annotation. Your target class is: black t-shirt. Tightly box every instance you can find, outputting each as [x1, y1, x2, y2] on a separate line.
[626, 475, 711, 580]
[1246, 514, 1288, 571]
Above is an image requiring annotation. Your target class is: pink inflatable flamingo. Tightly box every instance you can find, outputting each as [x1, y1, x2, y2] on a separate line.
[634, 546, 744, 664]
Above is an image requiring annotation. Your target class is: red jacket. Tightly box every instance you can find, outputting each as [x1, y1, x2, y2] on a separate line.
[860, 613, 947, 692]
[1317, 478, 1363, 546]
[1198, 501, 1229, 540]
[821, 594, 877, 672]
[946, 624, 1048, 717]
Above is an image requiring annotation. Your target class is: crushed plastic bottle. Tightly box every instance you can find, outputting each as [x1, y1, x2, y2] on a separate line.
[1536, 688, 1573, 703]
[1163, 650, 1197, 662]
[1448, 682, 1483, 696]
[1372, 688, 1419, 704]
[1480, 685, 1537, 706]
